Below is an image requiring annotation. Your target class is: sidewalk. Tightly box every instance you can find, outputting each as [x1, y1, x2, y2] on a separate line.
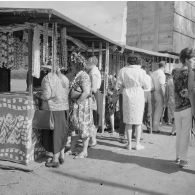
[0, 125, 195, 195]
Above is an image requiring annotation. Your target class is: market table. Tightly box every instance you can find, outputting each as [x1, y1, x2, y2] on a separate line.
[0, 92, 45, 165]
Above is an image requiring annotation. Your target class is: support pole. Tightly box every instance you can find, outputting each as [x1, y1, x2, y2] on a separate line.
[28, 29, 33, 96]
[92, 42, 95, 56]
[99, 42, 102, 70]
[101, 42, 109, 134]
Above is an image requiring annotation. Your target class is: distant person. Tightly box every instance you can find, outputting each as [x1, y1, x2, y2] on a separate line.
[173, 47, 194, 168]
[106, 74, 117, 135]
[142, 66, 153, 133]
[85, 56, 101, 146]
[151, 61, 166, 133]
[115, 55, 151, 150]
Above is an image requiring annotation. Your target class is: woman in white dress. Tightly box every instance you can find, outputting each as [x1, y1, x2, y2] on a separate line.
[116, 55, 151, 150]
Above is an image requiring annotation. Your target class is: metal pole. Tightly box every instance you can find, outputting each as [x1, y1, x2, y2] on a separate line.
[92, 42, 95, 56]
[28, 29, 33, 96]
[101, 42, 109, 134]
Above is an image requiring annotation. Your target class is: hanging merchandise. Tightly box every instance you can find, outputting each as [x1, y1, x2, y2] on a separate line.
[0, 32, 15, 69]
[60, 27, 68, 70]
[51, 23, 58, 73]
[42, 23, 48, 65]
[22, 30, 28, 69]
[32, 26, 41, 78]
[0, 32, 7, 68]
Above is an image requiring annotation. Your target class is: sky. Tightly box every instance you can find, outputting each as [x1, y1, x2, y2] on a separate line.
[0, 1, 126, 41]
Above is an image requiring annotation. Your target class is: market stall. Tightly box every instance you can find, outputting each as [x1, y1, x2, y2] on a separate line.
[0, 8, 126, 164]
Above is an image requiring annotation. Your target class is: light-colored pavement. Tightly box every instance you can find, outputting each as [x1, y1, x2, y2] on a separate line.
[0, 125, 195, 195]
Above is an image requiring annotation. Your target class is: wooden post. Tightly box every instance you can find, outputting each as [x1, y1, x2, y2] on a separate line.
[92, 42, 95, 56]
[28, 29, 33, 96]
[101, 42, 109, 134]
[99, 42, 102, 70]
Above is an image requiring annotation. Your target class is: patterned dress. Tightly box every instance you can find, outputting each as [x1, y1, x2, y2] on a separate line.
[166, 77, 175, 122]
[69, 71, 95, 138]
[116, 65, 151, 124]
[172, 68, 191, 112]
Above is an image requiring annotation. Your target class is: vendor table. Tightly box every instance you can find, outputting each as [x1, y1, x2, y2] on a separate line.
[0, 92, 45, 165]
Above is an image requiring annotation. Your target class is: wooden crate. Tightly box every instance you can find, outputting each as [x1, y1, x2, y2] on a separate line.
[126, 1, 195, 54]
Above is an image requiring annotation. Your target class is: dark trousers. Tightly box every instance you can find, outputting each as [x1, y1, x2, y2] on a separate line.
[119, 94, 125, 136]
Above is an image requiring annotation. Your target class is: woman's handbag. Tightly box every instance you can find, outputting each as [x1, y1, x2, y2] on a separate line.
[33, 110, 54, 130]
[190, 117, 195, 147]
[70, 86, 82, 99]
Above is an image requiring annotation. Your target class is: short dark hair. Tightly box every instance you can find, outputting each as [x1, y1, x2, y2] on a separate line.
[180, 48, 195, 64]
[127, 55, 142, 65]
[159, 61, 166, 68]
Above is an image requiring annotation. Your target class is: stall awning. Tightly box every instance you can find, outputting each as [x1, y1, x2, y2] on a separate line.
[0, 7, 179, 59]
[0, 8, 124, 49]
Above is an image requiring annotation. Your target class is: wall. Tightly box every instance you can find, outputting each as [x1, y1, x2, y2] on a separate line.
[126, 1, 195, 54]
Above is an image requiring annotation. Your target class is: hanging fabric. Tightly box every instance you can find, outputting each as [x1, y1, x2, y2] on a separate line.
[0, 32, 15, 69]
[32, 26, 41, 78]
[42, 23, 48, 66]
[60, 27, 68, 70]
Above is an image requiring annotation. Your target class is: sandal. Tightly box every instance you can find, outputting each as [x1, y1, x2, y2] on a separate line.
[74, 152, 88, 159]
[59, 157, 65, 165]
[45, 161, 60, 168]
[125, 144, 132, 150]
[65, 150, 78, 156]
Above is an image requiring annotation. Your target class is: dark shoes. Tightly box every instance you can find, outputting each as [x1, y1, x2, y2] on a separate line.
[179, 160, 189, 168]
[59, 157, 65, 165]
[45, 161, 60, 168]
[45, 157, 64, 167]
[170, 132, 176, 136]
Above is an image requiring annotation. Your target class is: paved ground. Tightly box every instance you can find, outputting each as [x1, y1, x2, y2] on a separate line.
[0, 125, 195, 195]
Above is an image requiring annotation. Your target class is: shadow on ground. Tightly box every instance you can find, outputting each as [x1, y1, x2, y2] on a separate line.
[88, 148, 180, 174]
[50, 169, 167, 195]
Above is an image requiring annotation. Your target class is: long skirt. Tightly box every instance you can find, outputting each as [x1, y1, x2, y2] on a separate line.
[42, 110, 68, 154]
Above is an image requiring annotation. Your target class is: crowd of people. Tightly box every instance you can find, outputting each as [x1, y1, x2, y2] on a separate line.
[33, 47, 195, 169]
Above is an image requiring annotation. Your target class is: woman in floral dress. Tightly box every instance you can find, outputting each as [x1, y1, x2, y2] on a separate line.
[69, 61, 96, 158]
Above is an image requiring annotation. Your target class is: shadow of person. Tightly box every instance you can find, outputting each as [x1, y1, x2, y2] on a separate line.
[97, 140, 125, 149]
[50, 169, 167, 195]
[97, 135, 120, 142]
[88, 148, 180, 174]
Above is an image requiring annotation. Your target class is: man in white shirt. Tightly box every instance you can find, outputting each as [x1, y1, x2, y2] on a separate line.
[85, 56, 101, 146]
[151, 61, 166, 133]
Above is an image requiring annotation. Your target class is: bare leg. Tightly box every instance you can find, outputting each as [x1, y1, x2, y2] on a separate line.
[125, 124, 132, 150]
[59, 148, 65, 159]
[135, 124, 145, 150]
[110, 114, 115, 134]
[53, 152, 60, 163]
[75, 137, 89, 158]
[65, 134, 79, 155]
